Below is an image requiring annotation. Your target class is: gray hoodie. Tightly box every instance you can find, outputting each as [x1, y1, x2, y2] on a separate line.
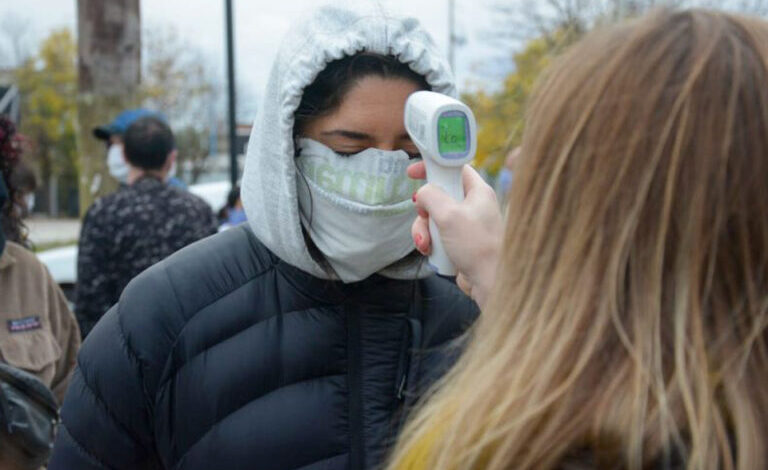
[241, 3, 457, 279]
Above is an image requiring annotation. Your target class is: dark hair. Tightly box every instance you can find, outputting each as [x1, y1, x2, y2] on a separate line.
[0, 116, 26, 245]
[123, 117, 175, 170]
[10, 162, 37, 194]
[293, 52, 431, 136]
[217, 186, 241, 222]
[225, 186, 241, 209]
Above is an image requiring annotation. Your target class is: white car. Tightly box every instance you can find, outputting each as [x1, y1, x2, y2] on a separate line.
[188, 180, 231, 212]
[37, 244, 78, 302]
[36, 180, 232, 301]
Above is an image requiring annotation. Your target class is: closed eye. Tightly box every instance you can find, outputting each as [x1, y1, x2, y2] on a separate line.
[336, 151, 355, 157]
[334, 150, 421, 159]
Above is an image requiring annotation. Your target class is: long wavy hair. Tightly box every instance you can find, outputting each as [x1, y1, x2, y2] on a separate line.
[388, 9, 768, 470]
[0, 116, 26, 246]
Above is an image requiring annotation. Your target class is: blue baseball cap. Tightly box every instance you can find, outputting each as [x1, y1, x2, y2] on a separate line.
[93, 109, 167, 141]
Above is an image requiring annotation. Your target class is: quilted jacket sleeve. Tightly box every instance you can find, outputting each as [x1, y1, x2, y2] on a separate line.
[48, 304, 162, 470]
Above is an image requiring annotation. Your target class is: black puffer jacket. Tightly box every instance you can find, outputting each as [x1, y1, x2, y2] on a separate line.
[49, 226, 478, 470]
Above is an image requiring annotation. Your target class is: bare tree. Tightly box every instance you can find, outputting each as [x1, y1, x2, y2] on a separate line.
[139, 24, 260, 185]
[140, 25, 214, 126]
[0, 13, 33, 67]
[139, 24, 219, 184]
[485, 0, 768, 59]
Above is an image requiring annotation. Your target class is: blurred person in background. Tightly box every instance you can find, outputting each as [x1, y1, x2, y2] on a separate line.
[495, 146, 518, 201]
[9, 162, 37, 220]
[389, 8, 768, 470]
[93, 108, 187, 190]
[50, 5, 477, 470]
[0, 156, 34, 246]
[75, 116, 216, 337]
[0, 115, 80, 405]
[217, 185, 246, 230]
[93, 108, 161, 187]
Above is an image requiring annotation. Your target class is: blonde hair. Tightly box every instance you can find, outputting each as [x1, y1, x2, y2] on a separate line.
[389, 9, 768, 470]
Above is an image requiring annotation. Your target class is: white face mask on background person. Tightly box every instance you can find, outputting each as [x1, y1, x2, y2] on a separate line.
[168, 160, 178, 179]
[295, 138, 422, 283]
[24, 193, 35, 213]
[107, 143, 129, 183]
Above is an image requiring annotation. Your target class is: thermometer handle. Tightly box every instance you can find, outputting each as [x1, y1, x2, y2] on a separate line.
[424, 161, 465, 276]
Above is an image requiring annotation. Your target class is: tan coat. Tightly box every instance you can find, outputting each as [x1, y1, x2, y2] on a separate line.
[0, 241, 80, 403]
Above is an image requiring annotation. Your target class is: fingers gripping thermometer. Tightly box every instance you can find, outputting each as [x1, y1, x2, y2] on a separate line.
[404, 91, 477, 276]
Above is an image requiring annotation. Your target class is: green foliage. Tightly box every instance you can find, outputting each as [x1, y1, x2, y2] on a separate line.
[464, 29, 580, 174]
[14, 29, 78, 177]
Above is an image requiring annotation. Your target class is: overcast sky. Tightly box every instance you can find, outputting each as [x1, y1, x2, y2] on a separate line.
[0, 0, 514, 123]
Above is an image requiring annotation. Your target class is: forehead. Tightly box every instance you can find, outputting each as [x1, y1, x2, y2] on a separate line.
[317, 76, 422, 132]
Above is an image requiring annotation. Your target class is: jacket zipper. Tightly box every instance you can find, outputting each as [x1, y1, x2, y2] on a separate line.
[392, 317, 423, 441]
[347, 305, 365, 470]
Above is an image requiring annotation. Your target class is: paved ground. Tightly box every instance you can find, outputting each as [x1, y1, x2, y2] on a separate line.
[26, 217, 81, 246]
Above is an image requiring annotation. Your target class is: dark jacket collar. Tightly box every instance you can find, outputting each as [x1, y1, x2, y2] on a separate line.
[271, 247, 418, 311]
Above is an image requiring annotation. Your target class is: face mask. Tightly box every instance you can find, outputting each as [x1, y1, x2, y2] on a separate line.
[24, 193, 34, 213]
[107, 143, 129, 183]
[295, 138, 422, 282]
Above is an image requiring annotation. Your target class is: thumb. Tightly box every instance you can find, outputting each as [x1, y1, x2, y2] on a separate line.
[462, 164, 497, 205]
[461, 164, 487, 195]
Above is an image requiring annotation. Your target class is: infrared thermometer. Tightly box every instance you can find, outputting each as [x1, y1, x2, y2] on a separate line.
[404, 91, 477, 276]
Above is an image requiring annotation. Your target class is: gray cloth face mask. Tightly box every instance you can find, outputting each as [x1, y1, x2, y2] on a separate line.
[295, 138, 422, 283]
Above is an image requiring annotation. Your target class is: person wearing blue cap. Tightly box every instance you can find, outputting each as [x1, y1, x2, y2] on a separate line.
[93, 109, 160, 185]
[93, 109, 187, 189]
[76, 116, 217, 337]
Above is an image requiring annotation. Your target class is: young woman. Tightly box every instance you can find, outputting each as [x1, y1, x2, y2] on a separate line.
[389, 8, 768, 470]
[50, 5, 477, 470]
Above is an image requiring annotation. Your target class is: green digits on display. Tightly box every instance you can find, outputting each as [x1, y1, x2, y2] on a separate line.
[438, 115, 467, 154]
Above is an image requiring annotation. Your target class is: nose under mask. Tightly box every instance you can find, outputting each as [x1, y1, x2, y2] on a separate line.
[295, 138, 422, 282]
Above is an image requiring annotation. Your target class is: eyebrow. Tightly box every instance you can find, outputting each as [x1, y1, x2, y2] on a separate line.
[320, 130, 372, 140]
[320, 130, 413, 141]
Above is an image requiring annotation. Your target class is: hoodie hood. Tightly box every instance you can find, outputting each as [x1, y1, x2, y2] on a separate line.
[241, 3, 457, 279]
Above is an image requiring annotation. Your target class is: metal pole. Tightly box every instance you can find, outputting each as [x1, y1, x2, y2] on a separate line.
[225, 0, 238, 187]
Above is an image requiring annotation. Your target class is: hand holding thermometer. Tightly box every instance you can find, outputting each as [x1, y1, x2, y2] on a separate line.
[404, 91, 477, 276]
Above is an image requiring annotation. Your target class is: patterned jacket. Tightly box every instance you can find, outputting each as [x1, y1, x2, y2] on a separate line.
[75, 177, 217, 337]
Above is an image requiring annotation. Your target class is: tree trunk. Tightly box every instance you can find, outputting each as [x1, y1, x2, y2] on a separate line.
[76, 0, 141, 216]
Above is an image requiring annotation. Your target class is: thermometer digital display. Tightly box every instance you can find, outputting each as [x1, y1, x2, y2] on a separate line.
[438, 114, 469, 156]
